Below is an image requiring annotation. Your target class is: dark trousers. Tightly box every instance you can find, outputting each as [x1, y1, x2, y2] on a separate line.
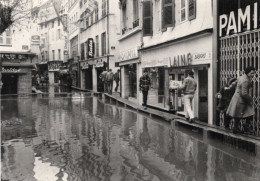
[115, 81, 119, 92]
[142, 90, 148, 106]
[233, 116, 253, 134]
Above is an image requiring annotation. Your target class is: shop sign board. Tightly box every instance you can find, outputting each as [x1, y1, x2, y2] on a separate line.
[1, 67, 21, 73]
[143, 57, 170, 68]
[169, 80, 182, 89]
[193, 52, 212, 61]
[31, 35, 40, 43]
[0, 53, 27, 62]
[95, 59, 105, 67]
[118, 48, 138, 61]
[81, 61, 89, 69]
[170, 53, 192, 67]
[48, 61, 62, 71]
[64, 36, 68, 50]
[87, 38, 95, 59]
[219, 2, 259, 37]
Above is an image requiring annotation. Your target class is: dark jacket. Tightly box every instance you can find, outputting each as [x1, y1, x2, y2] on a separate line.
[216, 85, 236, 112]
[139, 74, 151, 91]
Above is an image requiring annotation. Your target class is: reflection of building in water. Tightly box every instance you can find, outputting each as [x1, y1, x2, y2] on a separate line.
[1, 142, 35, 181]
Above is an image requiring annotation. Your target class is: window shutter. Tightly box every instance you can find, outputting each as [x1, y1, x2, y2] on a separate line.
[162, 0, 175, 31]
[188, 0, 196, 21]
[143, 1, 153, 36]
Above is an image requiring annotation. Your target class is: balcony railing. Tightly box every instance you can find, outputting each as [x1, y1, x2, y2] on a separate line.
[133, 19, 139, 28]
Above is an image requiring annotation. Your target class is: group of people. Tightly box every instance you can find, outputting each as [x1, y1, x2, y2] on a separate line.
[139, 66, 256, 135]
[216, 66, 256, 134]
[99, 68, 120, 94]
[33, 74, 49, 87]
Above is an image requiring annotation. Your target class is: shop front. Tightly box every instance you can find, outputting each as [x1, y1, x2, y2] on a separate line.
[80, 61, 93, 90]
[48, 61, 63, 85]
[141, 34, 213, 123]
[94, 58, 107, 92]
[218, 0, 260, 135]
[1, 52, 35, 95]
[118, 47, 140, 100]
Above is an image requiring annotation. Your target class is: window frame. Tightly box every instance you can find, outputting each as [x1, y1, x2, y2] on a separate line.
[161, 0, 175, 31]
[180, 0, 188, 22]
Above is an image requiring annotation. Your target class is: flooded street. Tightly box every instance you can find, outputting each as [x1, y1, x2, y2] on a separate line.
[1, 93, 260, 181]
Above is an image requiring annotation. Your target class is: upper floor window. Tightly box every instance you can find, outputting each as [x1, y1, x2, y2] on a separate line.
[58, 49, 61, 60]
[142, 0, 153, 36]
[133, 0, 139, 22]
[101, 32, 106, 56]
[52, 21, 54, 28]
[162, 0, 175, 31]
[181, 0, 188, 22]
[0, 29, 12, 45]
[95, 35, 99, 57]
[102, 0, 107, 17]
[95, 7, 99, 22]
[58, 19, 60, 26]
[52, 50, 55, 60]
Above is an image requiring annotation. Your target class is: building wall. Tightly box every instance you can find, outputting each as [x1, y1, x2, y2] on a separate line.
[142, 0, 213, 47]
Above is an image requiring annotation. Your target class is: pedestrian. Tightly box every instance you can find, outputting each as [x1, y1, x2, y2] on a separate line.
[106, 69, 114, 94]
[226, 66, 256, 134]
[215, 77, 237, 129]
[67, 74, 72, 92]
[36, 74, 40, 86]
[177, 70, 198, 123]
[99, 68, 108, 92]
[113, 69, 120, 92]
[139, 69, 151, 109]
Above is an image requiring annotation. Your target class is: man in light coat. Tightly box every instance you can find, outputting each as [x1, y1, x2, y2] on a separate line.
[226, 66, 256, 134]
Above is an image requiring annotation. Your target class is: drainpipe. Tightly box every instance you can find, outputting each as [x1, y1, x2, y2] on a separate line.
[107, 0, 110, 69]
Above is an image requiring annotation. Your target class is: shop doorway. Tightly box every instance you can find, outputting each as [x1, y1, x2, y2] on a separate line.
[1, 74, 18, 94]
[85, 69, 93, 90]
[198, 69, 208, 122]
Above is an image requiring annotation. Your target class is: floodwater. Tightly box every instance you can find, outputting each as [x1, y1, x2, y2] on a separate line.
[1, 92, 260, 181]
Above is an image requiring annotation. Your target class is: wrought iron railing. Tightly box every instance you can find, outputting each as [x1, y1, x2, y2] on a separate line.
[219, 30, 260, 137]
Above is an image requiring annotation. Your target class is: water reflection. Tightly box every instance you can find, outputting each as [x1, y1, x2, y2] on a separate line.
[1, 95, 260, 181]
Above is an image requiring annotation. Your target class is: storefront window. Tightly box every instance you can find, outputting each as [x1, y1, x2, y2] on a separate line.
[128, 64, 137, 98]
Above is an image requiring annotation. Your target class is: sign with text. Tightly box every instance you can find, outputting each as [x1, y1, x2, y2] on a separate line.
[143, 57, 170, 68]
[48, 61, 62, 71]
[193, 52, 212, 61]
[81, 61, 89, 69]
[219, 2, 259, 37]
[169, 80, 182, 89]
[118, 48, 138, 61]
[87, 38, 95, 59]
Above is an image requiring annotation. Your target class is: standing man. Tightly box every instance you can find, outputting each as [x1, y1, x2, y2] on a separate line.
[113, 69, 120, 92]
[226, 66, 256, 134]
[139, 70, 151, 109]
[99, 68, 108, 92]
[106, 69, 114, 94]
[178, 71, 198, 123]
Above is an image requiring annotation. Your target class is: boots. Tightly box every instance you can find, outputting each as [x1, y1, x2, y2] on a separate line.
[232, 118, 241, 134]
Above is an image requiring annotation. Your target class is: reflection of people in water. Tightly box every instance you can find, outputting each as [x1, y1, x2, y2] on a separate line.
[139, 118, 151, 152]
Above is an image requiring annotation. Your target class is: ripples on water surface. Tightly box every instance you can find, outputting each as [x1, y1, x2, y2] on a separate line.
[1, 93, 260, 181]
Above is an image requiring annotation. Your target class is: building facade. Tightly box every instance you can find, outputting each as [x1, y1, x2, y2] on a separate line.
[138, 0, 215, 124]
[117, 0, 142, 102]
[78, 0, 120, 92]
[38, 0, 68, 85]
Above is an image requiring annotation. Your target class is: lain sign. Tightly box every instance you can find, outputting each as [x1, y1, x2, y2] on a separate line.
[219, 2, 259, 37]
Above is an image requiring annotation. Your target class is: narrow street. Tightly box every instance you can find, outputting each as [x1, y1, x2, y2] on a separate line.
[1, 88, 260, 181]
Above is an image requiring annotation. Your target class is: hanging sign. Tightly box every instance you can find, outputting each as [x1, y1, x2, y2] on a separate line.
[87, 38, 95, 59]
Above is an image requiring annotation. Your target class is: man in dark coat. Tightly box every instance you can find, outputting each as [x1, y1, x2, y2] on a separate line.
[226, 66, 256, 134]
[113, 69, 120, 92]
[139, 70, 151, 109]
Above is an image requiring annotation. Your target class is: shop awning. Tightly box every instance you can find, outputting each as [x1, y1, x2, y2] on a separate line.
[59, 69, 69, 74]
[168, 63, 210, 70]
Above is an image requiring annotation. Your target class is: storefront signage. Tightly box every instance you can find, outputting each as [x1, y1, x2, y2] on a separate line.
[1, 67, 21, 73]
[31, 35, 40, 42]
[193, 52, 212, 61]
[87, 38, 94, 59]
[48, 61, 62, 71]
[170, 53, 192, 67]
[0, 53, 27, 62]
[81, 61, 89, 69]
[64, 36, 68, 50]
[169, 80, 182, 89]
[219, 2, 258, 37]
[95, 59, 104, 67]
[118, 48, 138, 61]
[143, 57, 170, 68]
